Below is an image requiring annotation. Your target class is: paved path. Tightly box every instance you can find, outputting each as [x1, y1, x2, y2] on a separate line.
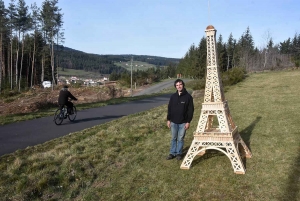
[134, 79, 175, 96]
[0, 94, 172, 156]
[134, 78, 192, 96]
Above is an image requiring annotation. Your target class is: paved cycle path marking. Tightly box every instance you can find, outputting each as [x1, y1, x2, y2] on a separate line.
[0, 94, 171, 156]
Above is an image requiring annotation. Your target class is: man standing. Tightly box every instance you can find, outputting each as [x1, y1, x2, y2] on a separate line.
[166, 79, 194, 160]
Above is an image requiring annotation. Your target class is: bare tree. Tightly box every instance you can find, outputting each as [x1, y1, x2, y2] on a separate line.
[0, 0, 8, 94]
[30, 3, 37, 87]
[261, 29, 273, 70]
[8, 0, 17, 90]
[16, 0, 31, 91]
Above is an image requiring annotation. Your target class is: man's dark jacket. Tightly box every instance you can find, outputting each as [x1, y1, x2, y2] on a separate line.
[58, 90, 77, 105]
[167, 88, 194, 124]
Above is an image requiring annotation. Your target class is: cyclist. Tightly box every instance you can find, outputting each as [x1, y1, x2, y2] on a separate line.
[58, 85, 77, 114]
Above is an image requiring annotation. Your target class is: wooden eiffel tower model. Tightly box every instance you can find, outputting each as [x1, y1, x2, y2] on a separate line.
[180, 25, 252, 174]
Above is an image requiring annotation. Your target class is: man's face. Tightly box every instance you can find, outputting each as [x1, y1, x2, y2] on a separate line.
[175, 82, 184, 92]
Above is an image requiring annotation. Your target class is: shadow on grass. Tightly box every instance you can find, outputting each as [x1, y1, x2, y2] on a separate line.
[188, 150, 225, 167]
[181, 146, 225, 168]
[238, 116, 261, 170]
[279, 147, 300, 201]
[239, 116, 262, 151]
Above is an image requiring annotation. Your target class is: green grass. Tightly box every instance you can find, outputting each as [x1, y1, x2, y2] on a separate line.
[114, 60, 158, 71]
[0, 70, 299, 200]
[57, 67, 103, 79]
[58, 61, 158, 76]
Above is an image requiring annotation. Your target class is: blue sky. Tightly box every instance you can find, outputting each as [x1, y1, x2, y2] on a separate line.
[6, 0, 300, 58]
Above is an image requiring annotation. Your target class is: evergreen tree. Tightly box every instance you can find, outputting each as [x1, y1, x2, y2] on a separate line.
[109, 70, 119, 81]
[226, 33, 236, 70]
[217, 34, 227, 72]
[279, 38, 291, 54]
[239, 27, 255, 51]
[196, 36, 206, 78]
[267, 38, 274, 49]
[188, 43, 198, 78]
[237, 27, 255, 70]
[291, 33, 300, 63]
[176, 52, 189, 77]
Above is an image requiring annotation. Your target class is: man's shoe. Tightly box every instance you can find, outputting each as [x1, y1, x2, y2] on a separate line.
[176, 154, 183, 160]
[166, 154, 175, 160]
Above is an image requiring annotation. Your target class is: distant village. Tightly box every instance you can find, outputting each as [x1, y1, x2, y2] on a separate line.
[43, 75, 111, 88]
[62, 76, 109, 86]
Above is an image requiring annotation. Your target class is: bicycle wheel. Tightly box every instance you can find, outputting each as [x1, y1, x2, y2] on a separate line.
[54, 109, 64, 125]
[68, 106, 77, 121]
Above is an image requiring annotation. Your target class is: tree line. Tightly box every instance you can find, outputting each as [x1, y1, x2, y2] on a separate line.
[177, 27, 300, 79]
[0, 0, 63, 93]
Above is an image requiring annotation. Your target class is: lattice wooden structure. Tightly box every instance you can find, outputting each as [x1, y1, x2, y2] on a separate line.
[180, 25, 252, 174]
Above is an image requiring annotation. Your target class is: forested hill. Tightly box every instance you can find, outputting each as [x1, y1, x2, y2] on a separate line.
[57, 45, 180, 74]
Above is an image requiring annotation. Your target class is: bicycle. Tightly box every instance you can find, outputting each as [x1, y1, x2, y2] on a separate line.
[53, 103, 77, 125]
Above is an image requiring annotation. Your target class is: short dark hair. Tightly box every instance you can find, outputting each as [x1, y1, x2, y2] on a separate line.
[174, 79, 185, 88]
[63, 85, 68, 88]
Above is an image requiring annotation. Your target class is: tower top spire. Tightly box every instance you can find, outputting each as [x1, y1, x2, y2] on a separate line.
[206, 25, 215, 30]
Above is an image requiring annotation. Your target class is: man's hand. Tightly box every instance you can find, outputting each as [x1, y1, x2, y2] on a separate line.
[184, 123, 190, 130]
[167, 120, 171, 128]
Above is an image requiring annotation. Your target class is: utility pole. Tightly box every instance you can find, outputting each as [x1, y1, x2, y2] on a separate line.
[130, 56, 133, 97]
[135, 62, 137, 89]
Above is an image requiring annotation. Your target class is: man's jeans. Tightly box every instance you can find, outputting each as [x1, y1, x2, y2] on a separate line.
[170, 122, 186, 156]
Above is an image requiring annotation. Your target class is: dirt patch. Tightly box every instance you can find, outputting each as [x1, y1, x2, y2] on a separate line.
[0, 84, 147, 116]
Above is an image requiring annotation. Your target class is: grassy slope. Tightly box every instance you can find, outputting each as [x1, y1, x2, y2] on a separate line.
[57, 67, 103, 79]
[58, 60, 158, 77]
[0, 70, 299, 200]
[114, 60, 157, 71]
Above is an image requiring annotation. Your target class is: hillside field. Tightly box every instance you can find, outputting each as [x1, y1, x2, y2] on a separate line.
[114, 60, 158, 71]
[57, 67, 105, 79]
[58, 59, 158, 79]
[0, 70, 299, 200]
